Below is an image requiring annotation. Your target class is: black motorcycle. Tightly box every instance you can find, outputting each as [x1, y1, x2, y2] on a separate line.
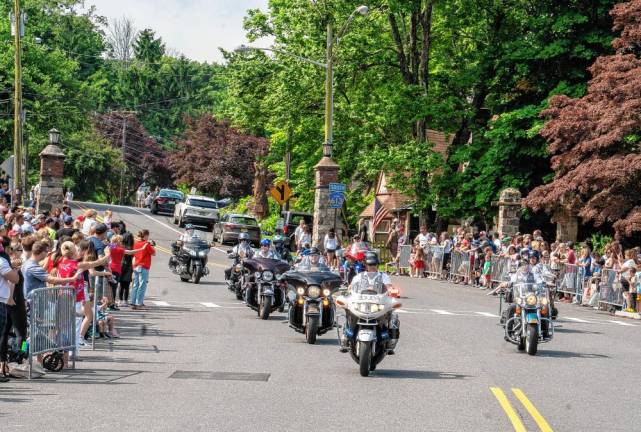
[282, 258, 343, 344]
[169, 239, 210, 284]
[242, 257, 290, 319]
[226, 251, 245, 300]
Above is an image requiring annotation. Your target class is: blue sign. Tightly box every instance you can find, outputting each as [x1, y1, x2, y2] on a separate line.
[329, 183, 346, 193]
[329, 191, 345, 209]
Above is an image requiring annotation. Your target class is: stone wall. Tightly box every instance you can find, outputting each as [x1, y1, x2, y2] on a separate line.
[312, 157, 343, 248]
[553, 208, 578, 242]
[497, 188, 521, 239]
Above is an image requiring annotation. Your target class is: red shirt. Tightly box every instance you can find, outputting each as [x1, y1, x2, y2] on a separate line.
[566, 249, 576, 265]
[133, 241, 155, 270]
[109, 244, 125, 274]
[57, 257, 85, 302]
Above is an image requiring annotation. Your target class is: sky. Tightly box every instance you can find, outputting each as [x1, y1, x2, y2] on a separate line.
[85, 0, 270, 63]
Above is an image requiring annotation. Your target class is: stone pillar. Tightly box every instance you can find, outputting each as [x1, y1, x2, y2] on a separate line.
[312, 156, 342, 247]
[37, 144, 65, 213]
[553, 208, 578, 243]
[496, 188, 522, 239]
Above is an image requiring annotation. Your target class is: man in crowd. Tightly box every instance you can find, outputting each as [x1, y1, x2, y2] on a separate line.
[57, 215, 78, 240]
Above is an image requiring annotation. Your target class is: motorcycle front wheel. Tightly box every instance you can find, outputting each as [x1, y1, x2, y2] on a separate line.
[359, 341, 372, 377]
[259, 296, 271, 320]
[194, 265, 203, 284]
[306, 316, 319, 344]
[526, 323, 538, 356]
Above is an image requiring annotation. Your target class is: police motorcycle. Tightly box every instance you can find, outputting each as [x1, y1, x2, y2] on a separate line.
[169, 225, 211, 284]
[281, 249, 343, 344]
[225, 232, 254, 300]
[500, 260, 554, 356]
[335, 252, 401, 377]
[242, 239, 291, 319]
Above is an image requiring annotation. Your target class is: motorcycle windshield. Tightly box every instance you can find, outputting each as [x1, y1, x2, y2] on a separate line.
[183, 240, 210, 251]
[296, 256, 330, 272]
[513, 282, 545, 299]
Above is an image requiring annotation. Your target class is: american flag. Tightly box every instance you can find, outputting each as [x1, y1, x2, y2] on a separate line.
[372, 197, 390, 231]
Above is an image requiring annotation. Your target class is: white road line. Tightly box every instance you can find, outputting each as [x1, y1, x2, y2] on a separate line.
[475, 312, 499, 318]
[565, 317, 592, 323]
[396, 309, 416, 314]
[609, 320, 636, 327]
[431, 309, 455, 315]
[151, 301, 171, 307]
[200, 302, 221, 308]
[130, 207, 183, 235]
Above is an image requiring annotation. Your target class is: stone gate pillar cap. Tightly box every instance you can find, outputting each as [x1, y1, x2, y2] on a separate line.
[40, 144, 65, 158]
[314, 156, 339, 169]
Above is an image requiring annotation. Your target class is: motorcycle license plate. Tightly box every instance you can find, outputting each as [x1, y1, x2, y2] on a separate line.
[307, 304, 320, 314]
[359, 295, 379, 301]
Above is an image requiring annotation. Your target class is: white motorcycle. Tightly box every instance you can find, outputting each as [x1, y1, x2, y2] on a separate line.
[336, 289, 401, 377]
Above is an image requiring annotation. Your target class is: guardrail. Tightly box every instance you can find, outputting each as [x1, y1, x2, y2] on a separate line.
[449, 250, 472, 282]
[598, 269, 626, 309]
[424, 245, 445, 278]
[28, 286, 76, 379]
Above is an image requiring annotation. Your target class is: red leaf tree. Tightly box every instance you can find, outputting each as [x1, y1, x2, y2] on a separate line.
[524, 0, 641, 237]
[169, 115, 269, 199]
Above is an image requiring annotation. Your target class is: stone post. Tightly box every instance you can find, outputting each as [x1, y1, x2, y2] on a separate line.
[553, 208, 578, 243]
[312, 156, 342, 248]
[37, 143, 65, 213]
[495, 188, 522, 240]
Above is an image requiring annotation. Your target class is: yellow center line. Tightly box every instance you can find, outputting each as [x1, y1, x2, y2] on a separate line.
[490, 387, 527, 432]
[512, 388, 554, 432]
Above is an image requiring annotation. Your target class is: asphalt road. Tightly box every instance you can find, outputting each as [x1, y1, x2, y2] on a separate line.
[2, 201, 640, 432]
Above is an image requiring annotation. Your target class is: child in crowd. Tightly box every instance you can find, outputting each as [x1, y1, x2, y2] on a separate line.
[96, 296, 118, 338]
[103, 210, 113, 228]
[409, 245, 425, 278]
[481, 250, 493, 287]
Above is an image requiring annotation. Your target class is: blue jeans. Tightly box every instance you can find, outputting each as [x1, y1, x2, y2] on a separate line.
[131, 267, 150, 306]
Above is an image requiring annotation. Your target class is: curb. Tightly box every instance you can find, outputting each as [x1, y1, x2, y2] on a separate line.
[614, 310, 641, 320]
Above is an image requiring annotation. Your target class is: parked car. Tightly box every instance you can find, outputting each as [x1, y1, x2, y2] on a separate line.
[280, 211, 313, 251]
[213, 213, 261, 247]
[173, 195, 220, 230]
[150, 189, 184, 215]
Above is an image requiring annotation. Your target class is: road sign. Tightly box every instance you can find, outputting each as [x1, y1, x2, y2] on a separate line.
[329, 191, 345, 209]
[270, 180, 293, 205]
[329, 183, 346, 193]
[276, 218, 285, 230]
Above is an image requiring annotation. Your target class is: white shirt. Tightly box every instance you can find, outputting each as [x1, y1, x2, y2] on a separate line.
[65, 191, 73, 201]
[0, 257, 13, 304]
[324, 234, 338, 251]
[82, 217, 97, 235]
[256, 249, 275, 259]
[350, 271, 392, 293]
[294, 226, 305, 243]
[416, 233, 429, 248]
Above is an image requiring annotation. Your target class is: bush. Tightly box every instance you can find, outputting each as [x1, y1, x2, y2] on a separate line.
[590, 233, 613, 255]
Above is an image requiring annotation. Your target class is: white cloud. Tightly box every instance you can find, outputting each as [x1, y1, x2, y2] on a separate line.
[85, 0, 270, 63]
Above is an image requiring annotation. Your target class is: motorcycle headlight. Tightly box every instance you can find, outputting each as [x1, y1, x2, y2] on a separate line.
[254, 271, 261, 279]
[540, 297, 549, 306]
[322, 288, 331, 297]
[308, 286, 321, 298]
[526, 294, 537, 306]
[262, 270, 274, 282]
[198, 250, 208, 257]
[296, 287, 305, 296]
[189, 250, 198, 257]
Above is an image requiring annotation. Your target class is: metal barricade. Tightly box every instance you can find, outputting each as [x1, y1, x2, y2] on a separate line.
[425, 245, 445, 278]
[28, 286, 76, 379]
[91, 275, 107, 350]
[449, 250, 472, 282]
[556, 264, 586, 300]
[398, 245, 412, 271]
[598, 269, 625, 308]
[490, 256, 511, 286]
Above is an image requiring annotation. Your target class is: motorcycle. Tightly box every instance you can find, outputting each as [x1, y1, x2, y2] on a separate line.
[169, 239, 210, 284]
[226, 251, 245, 300]
[242, 257, 290, 319]
[502, 282, 554, 356]
[336, 288, 401, 377]
[282, 258, 343, 344]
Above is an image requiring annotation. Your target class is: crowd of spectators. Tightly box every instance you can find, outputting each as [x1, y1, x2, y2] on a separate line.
[0, 200, 156, 381]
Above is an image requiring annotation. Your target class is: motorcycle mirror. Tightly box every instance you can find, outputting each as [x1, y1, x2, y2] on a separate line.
[226, 250, 233, 254]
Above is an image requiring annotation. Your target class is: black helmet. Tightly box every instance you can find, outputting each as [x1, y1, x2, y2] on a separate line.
[272, 235, 284, 245]
[239, 233, 250, 241]
[365, 252, 379, 266]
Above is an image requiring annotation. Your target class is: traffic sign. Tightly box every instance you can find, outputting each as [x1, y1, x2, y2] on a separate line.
[329, 183, 346, 193]
[270, 180, 293, 205]
[329, 191, 345, 209]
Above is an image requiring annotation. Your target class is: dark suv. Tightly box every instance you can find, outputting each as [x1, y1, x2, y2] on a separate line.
[150, 189, 184, 215]
[280, 211, 313, 251]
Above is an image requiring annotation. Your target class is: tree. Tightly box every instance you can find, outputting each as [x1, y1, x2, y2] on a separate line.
[107, 16, 137, 67]
[169, 115, 269, 198]
[524, 0, 641, 237]
[133, 29, 165, 63]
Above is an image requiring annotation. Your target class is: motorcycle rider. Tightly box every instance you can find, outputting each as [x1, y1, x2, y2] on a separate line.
[272, 235, 292, 263]
[340, 252, 399, 354]
[224, 232, 254, 281]
[529, 251, 558, 320]
[170, 224, 203, 269]
[256, 239, 275, 259]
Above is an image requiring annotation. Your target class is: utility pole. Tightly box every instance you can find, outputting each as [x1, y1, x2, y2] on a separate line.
[322, 20, 334, 158]
[119, 117, 127, 205]
[12, 0, 23, 205]
[285, 127, 292, 211]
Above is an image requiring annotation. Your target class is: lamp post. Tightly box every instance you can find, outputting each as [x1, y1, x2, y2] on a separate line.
[237, 4, 368, 246]
[48, 128, 60, 145]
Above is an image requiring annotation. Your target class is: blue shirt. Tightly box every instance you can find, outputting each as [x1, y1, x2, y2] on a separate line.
[21, 258, 49, 298]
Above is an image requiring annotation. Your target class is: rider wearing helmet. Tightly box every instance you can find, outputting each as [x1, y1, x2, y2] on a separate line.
[308, 246, 326, 266]
[272, 235, 292, 263]
[179, 224, 199, 242]
[340, 252, 399, 354]
[256, 238, 275, 259]
[224, 232, 254, 281]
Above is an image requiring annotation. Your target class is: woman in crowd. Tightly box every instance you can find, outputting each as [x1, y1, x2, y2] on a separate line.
[0, 238, 25, 379]
[81, 209, 98, 235]
[323, 228, 340, 269]
[131, 230, 156, 311]
[119, 232, 135, 307]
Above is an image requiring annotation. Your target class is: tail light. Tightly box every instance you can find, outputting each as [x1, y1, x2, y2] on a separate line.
[156, 198, 167, 204]
[283, 226, 288, 234]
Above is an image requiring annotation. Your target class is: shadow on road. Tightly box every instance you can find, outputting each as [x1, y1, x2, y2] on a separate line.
[538, 350, 609, 359]
[371, 369, 470, 380]
[554, 327, 602, 335]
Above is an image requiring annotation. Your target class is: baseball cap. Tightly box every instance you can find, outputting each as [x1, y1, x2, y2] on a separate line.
[8, 229, 19, 237]
[64, 215, 74, 224]
[95, 223, 108, 234]
[23, 212, 32, 221]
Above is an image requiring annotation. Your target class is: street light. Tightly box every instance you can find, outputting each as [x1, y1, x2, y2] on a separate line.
[48, 128, 60, 145]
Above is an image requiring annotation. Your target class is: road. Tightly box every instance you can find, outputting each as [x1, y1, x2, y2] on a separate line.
[2, 201, 640, 431]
